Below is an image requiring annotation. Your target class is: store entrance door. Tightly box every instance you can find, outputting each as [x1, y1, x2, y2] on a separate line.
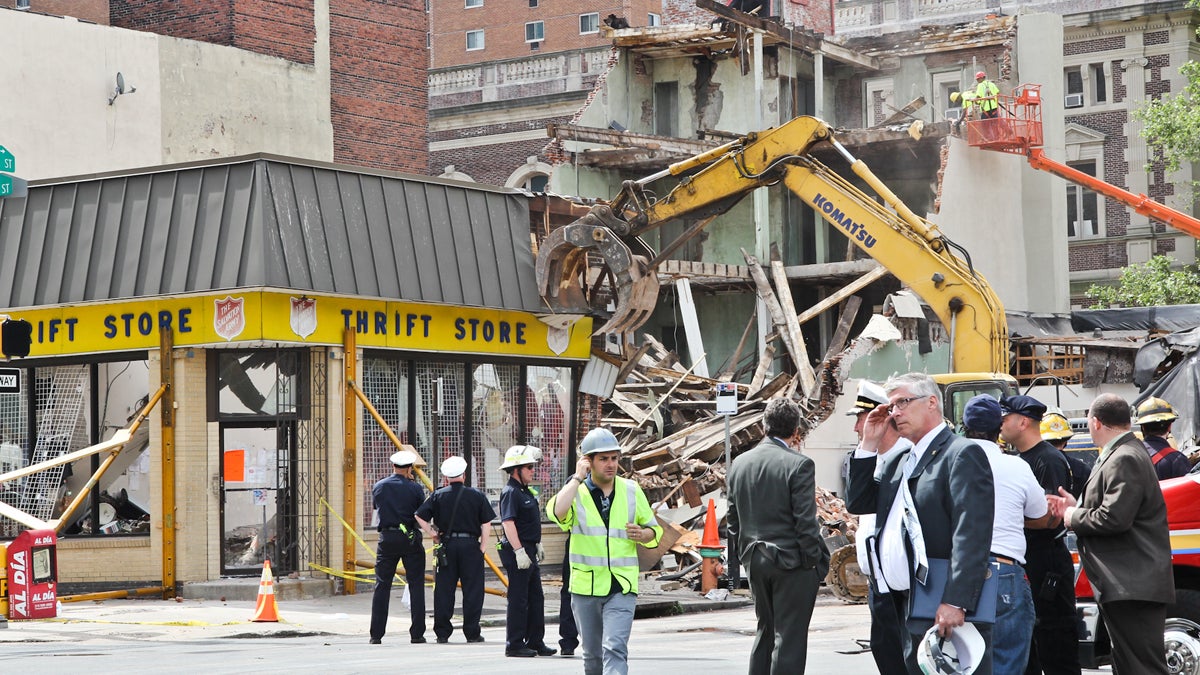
[220, 422, 297, 575]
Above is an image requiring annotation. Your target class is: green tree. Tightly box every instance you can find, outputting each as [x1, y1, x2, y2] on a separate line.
[1134, 0, 1200, 197]
[1086, 254, 1200, 308]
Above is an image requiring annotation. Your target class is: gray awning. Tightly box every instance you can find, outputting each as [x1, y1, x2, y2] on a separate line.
[0, 156, 543, 312]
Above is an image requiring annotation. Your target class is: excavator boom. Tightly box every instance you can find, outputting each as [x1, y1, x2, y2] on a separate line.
[536, 115, 1009, 373]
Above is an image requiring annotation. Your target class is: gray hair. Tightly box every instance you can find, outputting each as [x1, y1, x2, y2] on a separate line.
[763, 398, 802, 438]
[883, 373, 940, 402]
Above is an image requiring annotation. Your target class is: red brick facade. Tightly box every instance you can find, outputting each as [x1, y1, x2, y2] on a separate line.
[430, 0, 661, 69]
[111, 0, 316, 64]
[329, 0, 429, 173]
[17, 0, 109, 23]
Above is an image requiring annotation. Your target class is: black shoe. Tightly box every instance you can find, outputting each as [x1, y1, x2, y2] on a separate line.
[466, 636, 486, 643]
[436, 638, 449, 644]
[533, 646, 558, 657]
[369, 637, 382, 645]
[506, 647, 537, 657]
[560, 648, 575, 656]
[411, 636, 426, 644]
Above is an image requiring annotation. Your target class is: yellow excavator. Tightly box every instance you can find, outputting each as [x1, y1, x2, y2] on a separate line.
[536, 115, 1016, 423]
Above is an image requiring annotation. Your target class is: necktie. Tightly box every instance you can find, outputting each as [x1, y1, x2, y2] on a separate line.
[900, 451, 930, 585]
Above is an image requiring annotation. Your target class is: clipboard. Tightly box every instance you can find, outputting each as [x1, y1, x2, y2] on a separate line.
[910, 558, 998, 624]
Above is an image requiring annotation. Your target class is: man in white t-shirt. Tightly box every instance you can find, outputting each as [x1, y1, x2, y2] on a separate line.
[847, 380, 910, 674]
[961, 395, 1055, 675]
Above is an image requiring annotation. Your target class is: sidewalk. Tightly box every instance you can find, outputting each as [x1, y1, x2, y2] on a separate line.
[0, 576, 753, 643]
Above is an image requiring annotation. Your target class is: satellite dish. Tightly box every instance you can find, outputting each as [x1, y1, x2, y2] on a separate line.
[116, 72, 126, 95]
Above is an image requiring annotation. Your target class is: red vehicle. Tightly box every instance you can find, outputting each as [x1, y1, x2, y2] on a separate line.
[1072, 473, 1200, 670]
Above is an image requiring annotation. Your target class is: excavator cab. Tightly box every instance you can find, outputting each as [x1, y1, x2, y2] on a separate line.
[934, 372, 1018, 432]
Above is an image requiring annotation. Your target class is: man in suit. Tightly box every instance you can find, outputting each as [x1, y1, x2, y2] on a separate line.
[846, 372, 995, 674]
[1048, 393, 1173, 674]
[728, 397, 829, 674]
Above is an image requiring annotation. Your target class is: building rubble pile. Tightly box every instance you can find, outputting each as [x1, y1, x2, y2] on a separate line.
[592, 252, 876, 602]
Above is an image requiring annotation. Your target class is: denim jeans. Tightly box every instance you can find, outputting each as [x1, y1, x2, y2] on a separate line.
[572, 591, 637, 675]
[991, 561, 1035, 675]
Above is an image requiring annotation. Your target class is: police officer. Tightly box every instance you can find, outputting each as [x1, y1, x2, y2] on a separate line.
[415, 455, 497, 644]
[498, 445, 557, 658]
[369, 448, 427, 645]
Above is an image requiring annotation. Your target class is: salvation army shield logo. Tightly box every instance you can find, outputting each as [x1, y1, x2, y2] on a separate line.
[214, 296, 246, 341]
[290, 296, 317, 339]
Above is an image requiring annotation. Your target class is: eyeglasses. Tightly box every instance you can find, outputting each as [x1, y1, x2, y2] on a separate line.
[890, 395, 930, 412]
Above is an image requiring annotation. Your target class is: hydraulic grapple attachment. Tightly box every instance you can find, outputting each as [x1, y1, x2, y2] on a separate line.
[535, 207, 660, 335]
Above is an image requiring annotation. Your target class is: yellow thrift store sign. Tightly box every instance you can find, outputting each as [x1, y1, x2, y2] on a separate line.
[5, 289, 591, 360]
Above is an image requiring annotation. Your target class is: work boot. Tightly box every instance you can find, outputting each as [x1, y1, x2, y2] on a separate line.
[506, 647, 537, 657]
[533, 646, 558, 657]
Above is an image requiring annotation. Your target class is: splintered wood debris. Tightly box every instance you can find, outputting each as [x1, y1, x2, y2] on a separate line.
[592, 249, 883, 602]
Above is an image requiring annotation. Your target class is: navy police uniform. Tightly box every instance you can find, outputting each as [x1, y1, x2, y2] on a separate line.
[499, 476, 551, 654]
[370, 472, 427, 643]
[416, 483, 497, 642]
[1021, 440, 1082, 675]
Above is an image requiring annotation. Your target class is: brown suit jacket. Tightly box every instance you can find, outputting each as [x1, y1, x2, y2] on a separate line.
[1069, 430, 1174, 605]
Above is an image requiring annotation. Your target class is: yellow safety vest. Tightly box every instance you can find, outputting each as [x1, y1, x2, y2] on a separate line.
[547, 476, 662, 596]
[975, 80, 999, 112]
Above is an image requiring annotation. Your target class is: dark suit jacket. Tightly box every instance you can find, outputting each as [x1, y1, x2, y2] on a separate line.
[728, 437, 829, 578]
[1070, 430, 1174, 605]
[846, 426, 995, 613]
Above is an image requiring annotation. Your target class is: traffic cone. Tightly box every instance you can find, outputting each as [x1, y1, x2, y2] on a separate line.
[697, 499, 725, 593]
[251, 559, 280, 622]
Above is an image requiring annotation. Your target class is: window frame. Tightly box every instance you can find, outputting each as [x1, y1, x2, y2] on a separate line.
[580, 13, 600, 35]
[465, 0, 482, 8]
[648, 13, 661, 27]
[466, 29, 485, 51]
[525, 20, 544, 43]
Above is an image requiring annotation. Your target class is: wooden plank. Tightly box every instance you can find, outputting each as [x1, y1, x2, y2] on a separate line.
[821, 295, 863, 364]
[796, 265, 888, 326]
[749, 342, 776, 392]
[742, 248, 802, 371]
[613, 341, 652, 388]
[770, 251, 816, 397]
[675, 278, 710, 378]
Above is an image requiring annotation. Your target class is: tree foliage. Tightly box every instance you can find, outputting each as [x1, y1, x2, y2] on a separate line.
[1134, 0, 1200, 197]
[1086, 254, 1200, 308]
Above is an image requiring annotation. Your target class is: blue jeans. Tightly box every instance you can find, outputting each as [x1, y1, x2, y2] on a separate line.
[991, 561, 1035, 675]
[572, 591, 636, 675]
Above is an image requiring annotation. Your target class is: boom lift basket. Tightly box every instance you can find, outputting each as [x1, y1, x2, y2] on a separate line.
[964, 83, 1043, 154]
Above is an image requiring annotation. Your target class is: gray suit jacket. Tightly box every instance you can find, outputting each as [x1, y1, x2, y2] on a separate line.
[846, 426, 995, 613]
[1069, 430, 1174, 605]
[728, 437, 829, 578]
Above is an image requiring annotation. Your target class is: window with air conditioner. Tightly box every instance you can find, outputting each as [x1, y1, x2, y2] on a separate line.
[526, 21, 544, 42]
[580, 13, 599, 34]
[466, 30, 484, 51]
[1065, 67, 1084, 108]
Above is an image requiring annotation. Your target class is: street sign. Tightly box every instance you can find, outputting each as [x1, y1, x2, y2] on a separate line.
[716, 382, 738, 415]
[0, 173, 27, 199]
[0, 368, 18, 393]
[0, 146, 13, 173]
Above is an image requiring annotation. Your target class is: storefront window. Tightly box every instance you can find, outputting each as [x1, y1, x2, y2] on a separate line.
[0, 359, 151, 538]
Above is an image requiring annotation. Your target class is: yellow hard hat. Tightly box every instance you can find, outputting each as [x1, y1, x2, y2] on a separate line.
[950, 91, 961, 103]
[1136, 397, 1178, 425]
[1039, 413, 1073, 441]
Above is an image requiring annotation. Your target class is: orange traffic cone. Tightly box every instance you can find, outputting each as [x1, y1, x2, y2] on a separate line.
[251, 559, 280, 622]
[698, 498, 725, 593]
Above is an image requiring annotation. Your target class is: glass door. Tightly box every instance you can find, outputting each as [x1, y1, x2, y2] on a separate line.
[220, 423, 293, 575]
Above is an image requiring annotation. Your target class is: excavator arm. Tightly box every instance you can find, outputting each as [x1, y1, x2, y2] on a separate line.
[537, 115, 1009, 373]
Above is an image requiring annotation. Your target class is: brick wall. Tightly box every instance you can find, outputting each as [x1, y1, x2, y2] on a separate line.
[22, 0, 109, 24]
[330, 0, 429, 173]
[432, 135, 563, 185]
[1063, 34, 1125, 56]
[663, 0, 709, 24]
[111, 0, 315, 64]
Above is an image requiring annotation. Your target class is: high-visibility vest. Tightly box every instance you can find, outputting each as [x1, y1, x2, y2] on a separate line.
[975, 80, 999, 112]
[547, 476, 662, 596]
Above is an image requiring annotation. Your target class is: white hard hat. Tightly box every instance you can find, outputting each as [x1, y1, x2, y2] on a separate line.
[580, 428, 622, 456]
[499, 445, 540, 470]
[389, 449, 421, 467]
[440, 456, 468, 479]
[917, 623, 985, 674]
